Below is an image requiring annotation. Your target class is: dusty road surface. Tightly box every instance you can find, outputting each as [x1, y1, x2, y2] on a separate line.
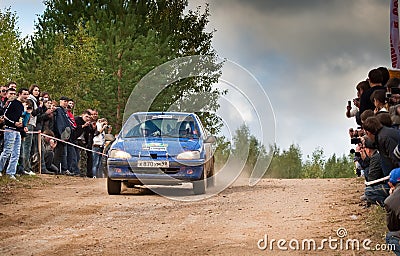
[0, 175, 390, 255]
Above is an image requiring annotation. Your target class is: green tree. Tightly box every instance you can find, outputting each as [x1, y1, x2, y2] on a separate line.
[280, 144, 303, 178]
[0, 8, 21, 84]
[21, 0, 223, 132]
[301, 148, 325, 178]
[247, 135, 261, 168]
[266, 143, 303, 178]
[232, 123, 250, 160]
[21, 21, 100, 114]
[265, 143, 281, 177]
[323, 154, 354, 178]
[214, 135, 231, 169]
[231, 123, 268, 173]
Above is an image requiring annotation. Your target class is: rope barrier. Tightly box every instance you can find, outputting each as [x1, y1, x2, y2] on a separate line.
[0, 129, 394, 184]
[40, 133, 108, 157]
[0, 127, 110, 175]
[0, 128, 108, 157]
[364, 175, 390, 186]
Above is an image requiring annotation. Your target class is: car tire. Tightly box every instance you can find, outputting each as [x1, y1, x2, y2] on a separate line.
[193, 168, 206, 195]
[207, 157, 216, 188]
[107, 177, 121, 195]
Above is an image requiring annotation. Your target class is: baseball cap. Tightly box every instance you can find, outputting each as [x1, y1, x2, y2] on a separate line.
[59, 96, 70, 101]
[389, 168, 400, 185]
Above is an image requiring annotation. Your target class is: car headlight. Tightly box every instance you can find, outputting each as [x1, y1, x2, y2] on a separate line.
[177, 151, 200, 160]
[109, 149, 132, 159]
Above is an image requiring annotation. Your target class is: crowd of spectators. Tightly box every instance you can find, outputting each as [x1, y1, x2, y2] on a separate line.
[346, 67, 400, 254]
[0, 82, 113, 180]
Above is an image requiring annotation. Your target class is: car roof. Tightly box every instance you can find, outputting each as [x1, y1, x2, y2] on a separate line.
[133, 112, 197, 117]
[134, 112, 194, 115]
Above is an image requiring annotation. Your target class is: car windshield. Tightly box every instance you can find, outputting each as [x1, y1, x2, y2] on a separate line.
[122, 113, 200, 139]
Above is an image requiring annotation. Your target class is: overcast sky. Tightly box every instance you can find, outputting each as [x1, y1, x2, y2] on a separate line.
[189, 0, 390, 159]
[2, 0, 392, 159]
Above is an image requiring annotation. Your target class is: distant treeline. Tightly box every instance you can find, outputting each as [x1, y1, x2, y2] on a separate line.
[215, 124, 355, 179]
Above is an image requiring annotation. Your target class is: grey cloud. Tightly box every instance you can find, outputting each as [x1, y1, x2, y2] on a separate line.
[213, 0, 387, 17]
[208, 0, 388, 69]
[189, 0, 391, 157]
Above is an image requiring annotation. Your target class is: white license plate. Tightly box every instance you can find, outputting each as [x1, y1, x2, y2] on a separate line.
[137, 161, 169, 168]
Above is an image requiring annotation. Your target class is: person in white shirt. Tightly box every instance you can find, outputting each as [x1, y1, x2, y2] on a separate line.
[92, 118, 111, 178]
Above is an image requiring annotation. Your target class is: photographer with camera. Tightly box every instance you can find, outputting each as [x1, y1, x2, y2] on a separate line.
[72, 110, 92, 176]
[349, 127, 371, 178]
[385, 78, 400, 129]
[92, 117, 112, 178]
[359, 137, 390, 207]
[350, 144, 367, 177]
[35, 93, 59, 174]
[347, 80, 370, 125]
[391, 104, 400, 129]
[21, 85, 45, 175]
[386, 78, 400, 105]
[36, 92, 53, 130]
[346, 100, 358, 119]
[363, 116, 400, 176]
[349, 127, 364, 144]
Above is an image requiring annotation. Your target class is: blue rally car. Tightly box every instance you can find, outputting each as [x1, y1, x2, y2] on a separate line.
[107, 112, 216, 195]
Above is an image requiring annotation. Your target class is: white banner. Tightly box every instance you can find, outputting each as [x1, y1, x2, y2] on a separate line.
[391, 0, 400, 69]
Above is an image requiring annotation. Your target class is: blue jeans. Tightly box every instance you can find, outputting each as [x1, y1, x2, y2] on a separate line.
[386, 232, 400, 256]
[365, 183, 390, 205]
[67, 144, 79, 174]
[364, 167, 369, 182]
[22, 124, 34, 171]
[54, 142, 67, 173]
[75, 147, 81, 173]
[92, 146, 103, 178]
[0, 129, 22, 175]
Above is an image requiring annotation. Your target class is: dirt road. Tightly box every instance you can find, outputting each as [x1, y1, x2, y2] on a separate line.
[0, 175, 390, 255]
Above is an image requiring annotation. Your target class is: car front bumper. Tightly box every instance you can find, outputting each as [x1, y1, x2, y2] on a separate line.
[107, 158, 205, 184]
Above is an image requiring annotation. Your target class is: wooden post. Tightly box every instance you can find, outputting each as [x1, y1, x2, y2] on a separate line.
[38, 132, 42, 174]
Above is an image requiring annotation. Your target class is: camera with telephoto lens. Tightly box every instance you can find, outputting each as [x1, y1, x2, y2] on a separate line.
[351, 137, 361, 144]
[386, 87, 400, 105]
[349, 128, 362, 145]
[386, 92, 393, 104]
[350, 148, 361, 158]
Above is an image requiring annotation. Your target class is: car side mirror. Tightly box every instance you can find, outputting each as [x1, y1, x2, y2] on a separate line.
[204, 135, 216, 143]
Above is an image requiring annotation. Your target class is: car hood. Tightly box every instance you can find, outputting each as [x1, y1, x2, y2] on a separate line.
[110, 137, 202, 157]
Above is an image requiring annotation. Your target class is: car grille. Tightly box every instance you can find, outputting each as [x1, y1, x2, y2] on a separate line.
[129, 167, 180, 175]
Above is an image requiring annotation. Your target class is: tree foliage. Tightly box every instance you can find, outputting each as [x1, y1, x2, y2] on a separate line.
[0, 8, 21, 84]
[214, 135, 231, 169]
[22, 22, 100, 114]
[219, 123, 355, 179]
[323, 153, 354, 178]
[301, 148, 325, 178]
[20, 0, 223, 131]
[267, 144, 303, 178]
